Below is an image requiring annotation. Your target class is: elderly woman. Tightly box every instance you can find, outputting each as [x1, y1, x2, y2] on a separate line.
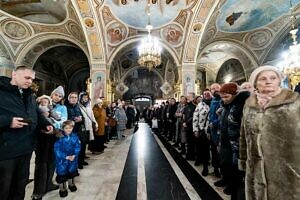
[239, 65, 300, 200]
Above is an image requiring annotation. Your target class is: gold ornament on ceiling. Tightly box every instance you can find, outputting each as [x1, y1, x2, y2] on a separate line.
[84, 18, 95, 28]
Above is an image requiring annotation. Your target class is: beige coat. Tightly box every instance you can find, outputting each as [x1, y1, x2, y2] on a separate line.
[239, 89, 300, 200]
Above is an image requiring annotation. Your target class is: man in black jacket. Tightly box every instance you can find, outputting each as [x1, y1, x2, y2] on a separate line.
[0, 66, 53, 200]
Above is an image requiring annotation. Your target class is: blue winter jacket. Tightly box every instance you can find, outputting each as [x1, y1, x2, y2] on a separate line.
[54, 132, 81, 175]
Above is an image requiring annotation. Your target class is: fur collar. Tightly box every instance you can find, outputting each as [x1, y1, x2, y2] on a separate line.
[246, 89, 299, 109]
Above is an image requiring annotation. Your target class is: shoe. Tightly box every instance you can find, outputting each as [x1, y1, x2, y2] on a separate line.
[194, 161, 201, 166]
[84, 156, 90, 159]
[201, 166, 208, 176]
[214, 168, 221, 178]
[214, 179, 226, 187]
[46, 184, 59, 192]
[172, 143, 179, 148]
[82, 161, 88, 166]
[32, 195, 42, 200]
[122, 135, 125, 138]
[68, 184, 77, 192]
[103, 145, 107, 149]
[78, 165, 83, 169]
[59, 190, 68, 197]
[223, 186, 232, 195]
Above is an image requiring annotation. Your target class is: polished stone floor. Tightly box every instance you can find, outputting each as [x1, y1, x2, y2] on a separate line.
[24, 123, 229, 200]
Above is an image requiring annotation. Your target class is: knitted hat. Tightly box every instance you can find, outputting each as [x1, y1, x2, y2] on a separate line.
[220, 82, 238, 95]
[51, 86, 65, 98]
[249, 65, 284, 88]
[36, 95, 52, 105]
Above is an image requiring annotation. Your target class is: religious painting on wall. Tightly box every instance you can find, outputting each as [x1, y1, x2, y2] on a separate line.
[106, 22, 127, 45]
[91, 71, 105, 101]
[183, 73, 194, 95]
[123, 68, 163, 99]
[162, 24, 183, 46]
[116, 82, 129, 95]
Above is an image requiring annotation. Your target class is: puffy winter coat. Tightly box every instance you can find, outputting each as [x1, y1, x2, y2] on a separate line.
[0, 76, 50, 161]
[54, 132, 81, 175]
[239, 89, 300, 200]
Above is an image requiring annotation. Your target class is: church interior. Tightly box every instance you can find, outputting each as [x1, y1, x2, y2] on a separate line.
[0, 0, 299, 200]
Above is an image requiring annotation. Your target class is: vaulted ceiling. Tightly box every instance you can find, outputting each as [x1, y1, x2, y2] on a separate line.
[1, 0, 300, 84]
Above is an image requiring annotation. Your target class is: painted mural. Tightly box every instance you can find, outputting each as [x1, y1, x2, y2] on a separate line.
[106, 22, 127, 44]
[123, 68, 163, 99]
[106, 0, 191, 29]
[217, 0, 300, 32]
[92, 71, 105, 101]
[183, 74, 194, 95]
[162, 24, 183, 46]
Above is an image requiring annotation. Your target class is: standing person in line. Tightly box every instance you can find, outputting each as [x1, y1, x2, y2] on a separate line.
[32, 91, 67, 200]
[208, 83, 222, 180]
[193, 89, 212, 175]
[66, 92, 87, 169]
[0, 66, 53, 200]
[92, 98, 107, 153]
[239, 65, 300, 200]
[115, 102, 127, 139]
[54, 120, 81, 198]
[78, 92, 98, 153]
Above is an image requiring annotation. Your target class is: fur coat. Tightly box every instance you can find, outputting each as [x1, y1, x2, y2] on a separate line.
[239, 89, 300, 200]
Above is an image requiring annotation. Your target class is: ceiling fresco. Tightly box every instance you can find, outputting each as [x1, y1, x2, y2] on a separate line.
[217, 0, 300, 32]
[106, 0, 192, 29]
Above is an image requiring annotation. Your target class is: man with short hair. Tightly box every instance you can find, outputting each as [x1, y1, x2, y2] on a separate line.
[0, 66, 53, 200]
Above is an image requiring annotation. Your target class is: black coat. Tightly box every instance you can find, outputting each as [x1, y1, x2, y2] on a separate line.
[219, 91, 250, 166]
[0, 76, 50, 161]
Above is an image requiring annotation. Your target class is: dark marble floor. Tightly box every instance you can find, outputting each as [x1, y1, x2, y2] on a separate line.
[116, 123, 223, 200]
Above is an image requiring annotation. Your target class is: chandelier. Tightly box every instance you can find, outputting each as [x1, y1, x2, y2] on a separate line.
[282, 1, 300, 77]
[138, 2, 162, 71]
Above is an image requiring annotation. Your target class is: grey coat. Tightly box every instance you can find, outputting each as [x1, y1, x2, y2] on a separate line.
[239, 89, 300, 200]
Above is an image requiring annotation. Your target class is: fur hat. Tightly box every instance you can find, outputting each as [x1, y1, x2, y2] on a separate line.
[249, 65, 284, 88]
[51, 86, 65, 98]
[220, 82, 238, 95]
[37, 95, 52, 105]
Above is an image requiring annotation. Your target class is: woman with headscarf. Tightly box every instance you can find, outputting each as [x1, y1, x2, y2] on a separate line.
[239, 65, 300, 200]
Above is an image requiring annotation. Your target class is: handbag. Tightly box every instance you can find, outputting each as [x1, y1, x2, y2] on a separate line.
[80, 105, 97, 132]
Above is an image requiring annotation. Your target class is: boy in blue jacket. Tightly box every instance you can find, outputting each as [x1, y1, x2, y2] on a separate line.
[54, 120, 81, 197]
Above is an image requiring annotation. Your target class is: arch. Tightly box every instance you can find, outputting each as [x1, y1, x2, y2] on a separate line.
[15, 33, 90, 67]
[0, 35, 14, 69]
[197, 40, 259, 78]
[216, 58, 246, 83]
[121, 66, 164, 83]
[107, 37, 180, 67]
[120, 66, 164, 100]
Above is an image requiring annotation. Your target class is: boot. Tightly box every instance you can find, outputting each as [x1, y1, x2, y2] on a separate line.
[214, 179, 227, 187]
[68, 178, 77, 192]
[214, 168, 221, 178]
[59, 182, 68, 197]
[201, 165, 208, 176]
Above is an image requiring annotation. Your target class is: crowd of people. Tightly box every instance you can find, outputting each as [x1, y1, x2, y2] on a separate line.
[0, 66, 140, 200]
[0, 65, 299, 200]
[142, 65, 300, 200]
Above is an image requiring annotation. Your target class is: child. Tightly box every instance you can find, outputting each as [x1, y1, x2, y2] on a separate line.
[54, 120, 81, 197]
[37, 95, 61, 122]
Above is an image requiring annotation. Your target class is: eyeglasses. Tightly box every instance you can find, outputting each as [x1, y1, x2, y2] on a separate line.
[70, 96, 78, 99]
